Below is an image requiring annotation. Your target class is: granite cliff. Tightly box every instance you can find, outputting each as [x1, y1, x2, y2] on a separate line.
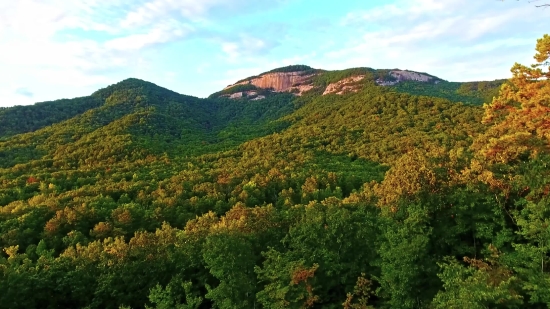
[224, 71, 317, 95]
[217, 66, 443, 100]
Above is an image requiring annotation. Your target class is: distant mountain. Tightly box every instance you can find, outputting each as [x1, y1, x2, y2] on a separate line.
[0, 96, 102, 138]
[0, 64, 523, 309]
[0, 66, 505, 170]
[2, 32, 548, 309]
[0, 78, 299, 169]
[212, 65, 504, 105]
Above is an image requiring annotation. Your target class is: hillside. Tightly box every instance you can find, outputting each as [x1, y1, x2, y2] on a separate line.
[1, 34, 550, 309]
[213, 65, 503, 105]
[0, 78, 299, 169]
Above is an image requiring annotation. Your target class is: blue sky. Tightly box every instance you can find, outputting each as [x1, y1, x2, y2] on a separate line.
[0, 0, 547, 107]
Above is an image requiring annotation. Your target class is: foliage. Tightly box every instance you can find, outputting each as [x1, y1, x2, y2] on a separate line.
[263, 65, 317, 74]
[0, 36, 549, 309]
[208, 84, 260, 99]
[392, 79, 505, 105]
[312, 67, 376, 87]
[233, 65, 320, 85]
[0, 96, 102, 139]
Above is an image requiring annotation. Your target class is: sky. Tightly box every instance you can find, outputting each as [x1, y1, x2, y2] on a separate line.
[0, 0, 548, 107]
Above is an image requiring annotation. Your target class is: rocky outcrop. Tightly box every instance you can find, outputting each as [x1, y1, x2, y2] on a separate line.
[250, 95, 266, 101]
[323, 75, 365, 95]
[376, 80, 399, 86]
[389, 70, 432, 82]
[225, 71, 317, 96]
[293, 84, 314, 94]
[220, 68, 441, 98]
[376, 70, 435, 86]
[229, 92, 243, 99]
[222, 90, 265, 100]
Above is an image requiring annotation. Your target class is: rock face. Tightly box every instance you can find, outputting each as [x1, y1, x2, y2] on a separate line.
[376, 70, 435, 86]
[222, 90, 265, 100]
[376, 79, 399, 86]
[229, 92, 243, 99]
[220, 68, 440, 99]
[250, 95, 266, 101]
[225, 71, 316, 95]
[389, 70, 432, 82]
[323, 75, 365, 95]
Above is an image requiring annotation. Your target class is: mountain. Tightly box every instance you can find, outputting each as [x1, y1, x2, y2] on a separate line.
[0, 95, 102, 138]
[0, 66, 502, 171]
[0, 66, 504, 170]
[1, 56, 548, 309]
[212, 65, 504, 105]
[0, 77, 300, 169]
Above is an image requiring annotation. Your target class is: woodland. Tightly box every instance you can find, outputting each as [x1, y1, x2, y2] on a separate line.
[0, 34, 549, 309]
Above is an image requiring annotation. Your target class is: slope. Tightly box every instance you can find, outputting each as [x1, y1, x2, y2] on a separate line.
[215, 65, 504, 106]
[0, 78, 300, 169]
[3, 61, 538, 309]
[0, 96, 102, 139]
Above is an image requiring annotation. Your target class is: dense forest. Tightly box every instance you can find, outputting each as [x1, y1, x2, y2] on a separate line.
[0, 34, 549, 309]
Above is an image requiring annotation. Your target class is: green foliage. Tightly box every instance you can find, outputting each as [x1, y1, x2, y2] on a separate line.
[233, 65, 319, 85]
[376, 203, 436, 309]
[456, 80, 506, 102]
[203, 233, 257, 308]
[263, 65, 316, 74]
[391, 79, 505, 105]
[0, 96, 102, 139]
[433, 255, 524, 309]
[312, 67, 376, 87]
[148, 279, 203, 309]
[208, 84, 260, 99]
[1, 36, 549, 308]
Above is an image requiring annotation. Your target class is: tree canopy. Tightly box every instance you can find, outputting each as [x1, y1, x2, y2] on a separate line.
[0, 35, 550, 309]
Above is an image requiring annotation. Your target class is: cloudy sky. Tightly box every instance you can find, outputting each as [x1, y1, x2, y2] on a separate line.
[0, 0, 547, 107]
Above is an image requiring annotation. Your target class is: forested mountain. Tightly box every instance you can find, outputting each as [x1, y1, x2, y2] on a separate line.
[0, 35, 549, 309]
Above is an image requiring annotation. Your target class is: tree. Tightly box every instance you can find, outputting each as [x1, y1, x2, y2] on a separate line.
[472, 34, 550, 165]
[203, 233, 257, 309]
[500, 0, 550, 8]
[433, 251, 523, 309]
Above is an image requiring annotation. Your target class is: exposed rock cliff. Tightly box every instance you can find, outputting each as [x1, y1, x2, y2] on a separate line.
[376, 70, 437, 86]
[218, 67, 442, 99]
[225, 71, 317, 95]
[323, 75, 365, 95]
[389, 70, 433, 82]
[221, 90, 265, 100]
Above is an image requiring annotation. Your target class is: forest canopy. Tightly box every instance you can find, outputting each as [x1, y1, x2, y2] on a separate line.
[0, 35, 549, 309]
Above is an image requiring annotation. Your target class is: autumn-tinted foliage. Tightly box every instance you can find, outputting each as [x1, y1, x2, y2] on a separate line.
[392, 79, 505, 105]
[1, 35, 550, 309]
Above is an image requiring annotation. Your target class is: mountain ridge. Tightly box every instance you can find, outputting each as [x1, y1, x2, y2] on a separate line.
[0, 66, 505, 170]
[219, 65, 447, 98]
[1, 65, 502, 111]
[1, 35, 548, 309]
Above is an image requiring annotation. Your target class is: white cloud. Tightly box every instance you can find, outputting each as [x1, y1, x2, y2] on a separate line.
[0, 0, 294, 106]
[1, 0, 547, 107]
[118, 0, 275, 28]
[329, 0, 548, 82]
[0, 0, 219, 106]
[105, 22, 194, 51]
[15, 87, 34, 98]
[212, 51, 319, 91]
[120, 0, 217, 27]
[342, 0, 461, 26]
[221, 35, 273, 60]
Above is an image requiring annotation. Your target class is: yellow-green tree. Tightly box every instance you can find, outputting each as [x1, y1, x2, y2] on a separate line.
[473, 34, 550, 165]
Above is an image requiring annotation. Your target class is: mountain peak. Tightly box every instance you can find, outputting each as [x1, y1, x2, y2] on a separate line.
[219, 65, 321, 97]
[260, 64, 317, 75]
[91, 78, 183, 101]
